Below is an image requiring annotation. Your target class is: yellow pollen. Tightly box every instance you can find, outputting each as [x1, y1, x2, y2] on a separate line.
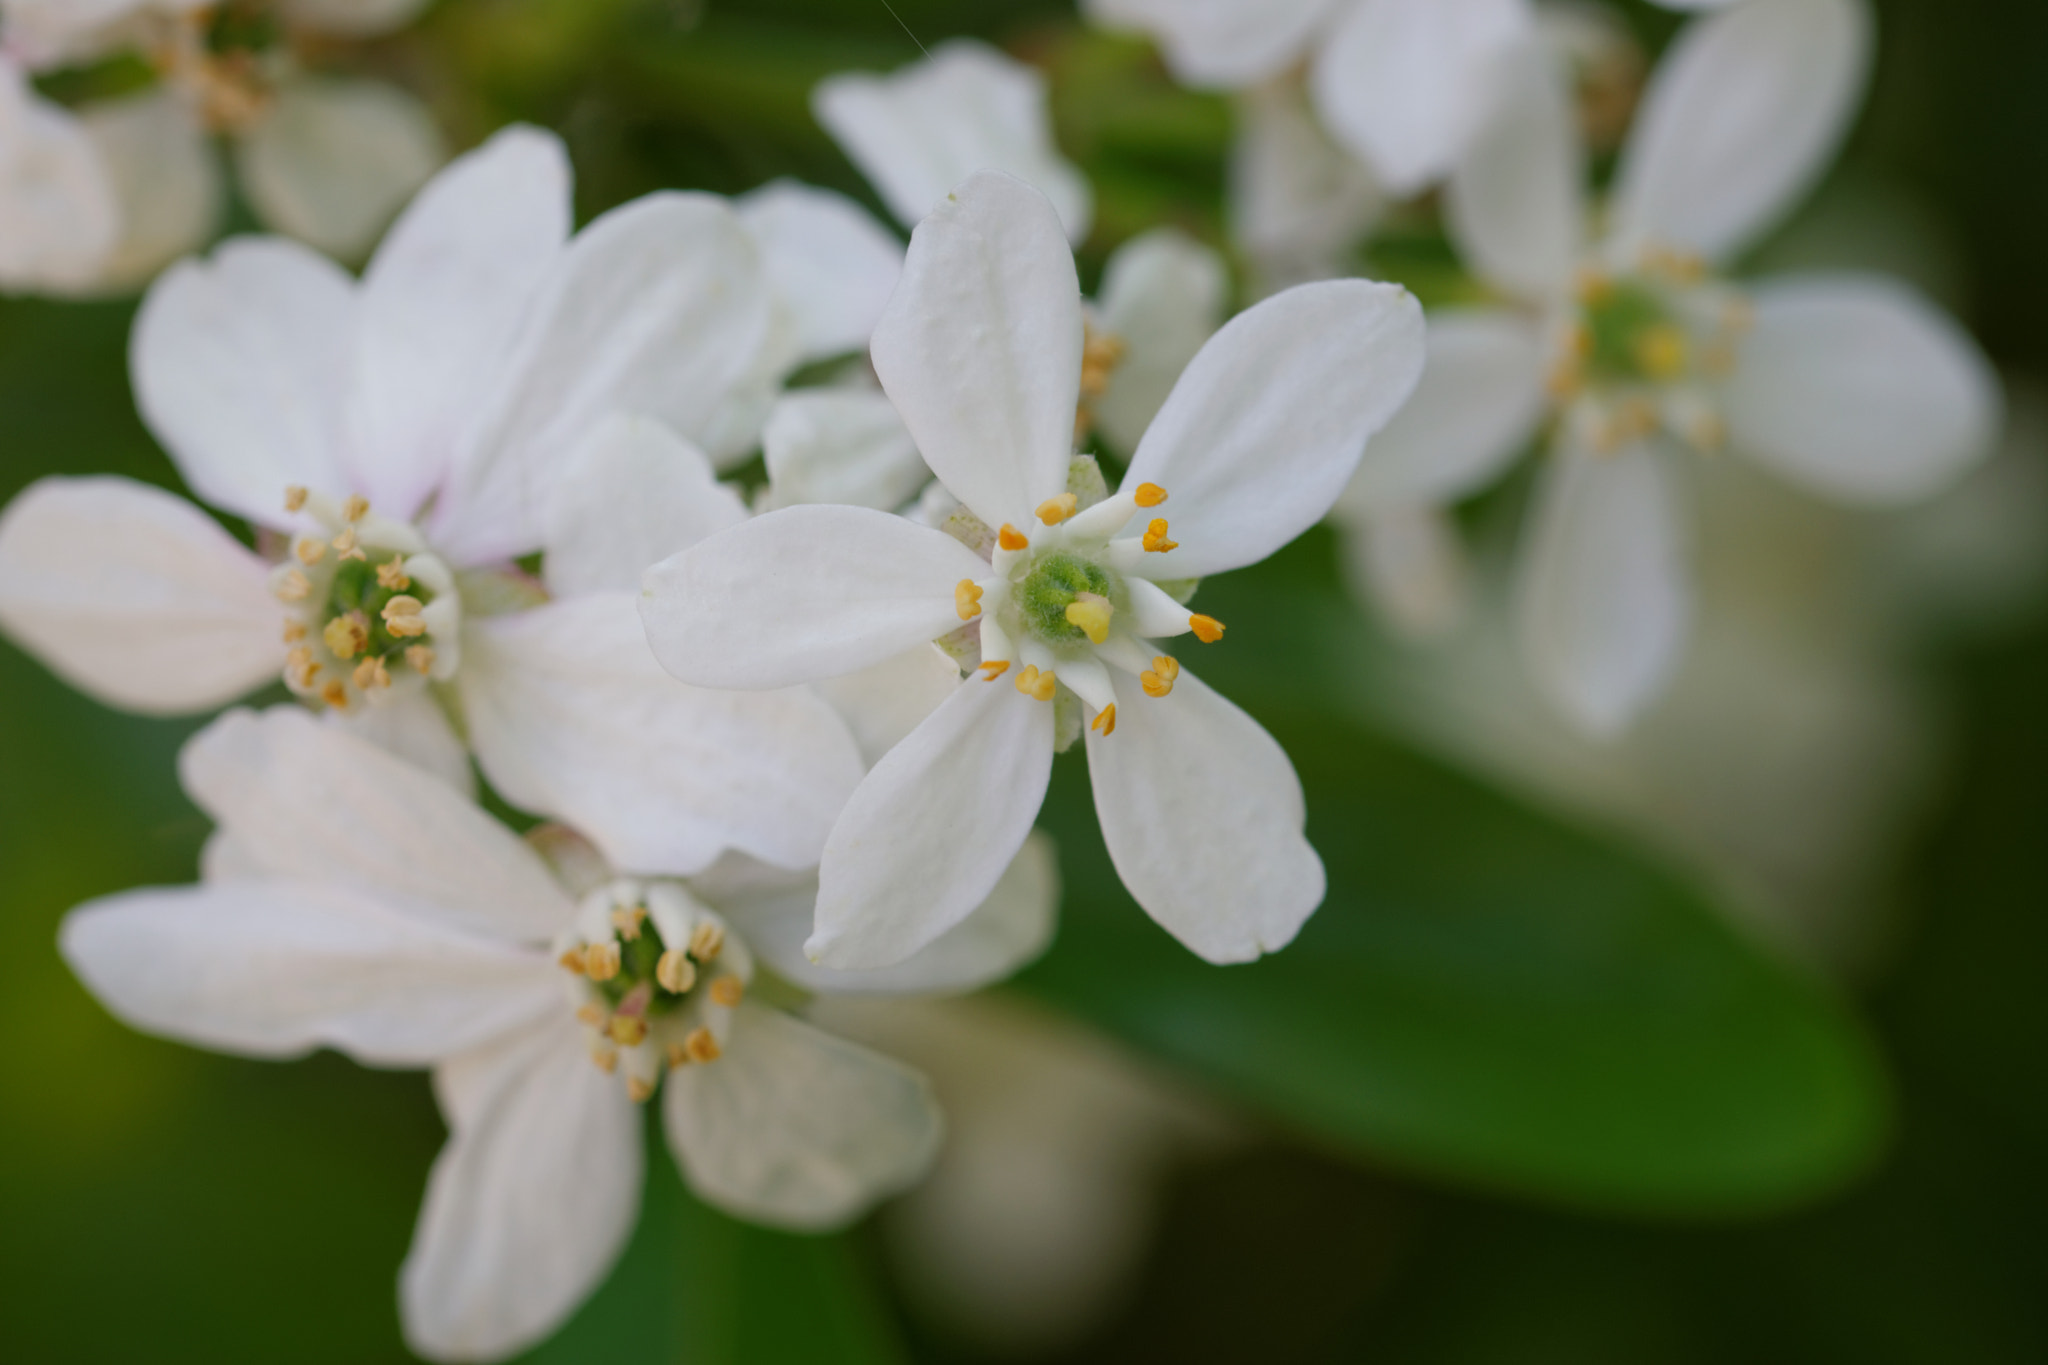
[626, 1076, 655, 1104]
[1141, 518, 1178, 553]
[559, 946, 589, 976]
[1633, 324, 1689, 381]
[1013, 664, 1057, 701]
[584, 941, 622, 982]
[283, 486, 308, 513]
[382, 595, 427, 638]
[955, 579, 984, 621]
[405, 645, 436, 676]
[320, 680, 349, 710]
[332, 526, 366, 562]
[610, 906, 647, 940]
[322, 612, 368, 661]
[281, 621, 307, 644]
[575, 1002, 606, 1027]
[276, 570, 311, 603]
[685, 1027, 722, 1064]
[1064, 594, 1113, 645]
[978, 660, 1011, 680]
[286, 646, 319, 690]
[293, 537, 327, 566]
[1140, 655, 1179, 697]
[709, 976, 744, 1007]
[352, 657, 390, 691]
[666, 1042, 691, 1069]
[590, 1047, 618, 1075]
[342, 495, 369, 522]
[1036, 493, 1079, 525]
[607, 1015, 648, 1047]
[998, 524, 1030, 552]
[1189, 614, 1225, 644]
[656, 949, 696, 995]
[1134, 483, 1168, 508]
[1090, 703, 1117, 737]
[1079, 326, 1127, 401]
[376, 557, 411, 591]
[689, 921, 725, 962]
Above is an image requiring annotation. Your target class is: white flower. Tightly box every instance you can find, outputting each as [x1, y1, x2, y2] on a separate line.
[1228, 75, 1386, 295]
[0, 55, 119, 292]
[57, 706, 1057, 1361]
[814, 38, 1093, 244]
[1337, 0, 2001, 735]
[0, 127, 865, 874]
[641, 171, 1424, 967]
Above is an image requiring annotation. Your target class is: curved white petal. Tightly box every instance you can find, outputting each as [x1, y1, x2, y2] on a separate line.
[433, 192, 773, 565]
[810, 676, 1053, 970]
[870, 170, 1082, 529]
[1444, 37, 1582, 303]
[1517, 441, 1690, 737]
[1309, 0, 1532, 197]
[640, 504, 986, 690]
[1725, 272, 2000, 505]
[1608, 0, 1871, 263]
[1227, 78, 1386, 293]
[1091, 227, 1228, 455]
[352, 125, 570, 523]
[761, 388, 930, 513]
[1339, 505, 1470, 638]
[1088, 666, 1321, 963]
[60, 880, 557, 1066]
[542, 415, 747, 597]
[811, 643, 962, 769]
[234, 75, 444, 263]
[1337, 307, 1547, 511]
[132, 236, 354, 527]
[1122, 279, 1425, 578]
[181, 707, 572, 942]
[664, 1001, 942, 1230]
[0, 476, 281, 714]
[329, 688, 474, 794]
[403, 1020, 641, 1363]
[76, 89, 222, 293]
[462, 594, 867, 876]
[0, 64, 119, 293]
[737, 178, 903, 361]
[1083, 0, 1341, 89]
[813, 38, 1092, 242]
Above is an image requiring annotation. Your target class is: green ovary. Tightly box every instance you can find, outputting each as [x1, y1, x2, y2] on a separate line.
[1584, 281, 1685, 383]
[1015, 551, 1118, 644]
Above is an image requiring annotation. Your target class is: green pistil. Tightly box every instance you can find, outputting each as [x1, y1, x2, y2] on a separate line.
[1584, 281, 1675, 382]
[597, 922, 687, 1016]
[1016, 551, 1117, 643]
[325, 557, 431, 659]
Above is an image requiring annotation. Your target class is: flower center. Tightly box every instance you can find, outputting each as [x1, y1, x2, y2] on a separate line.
[1014, 549, 1120, 645]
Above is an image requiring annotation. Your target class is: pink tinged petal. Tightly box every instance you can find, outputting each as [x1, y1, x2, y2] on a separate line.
[351, 125, 570, 523]
[403, 1021, 642, 1363]
[181, 707, 572, 942]
[461, 594, 867, 876]
[663, 1001, 942, 1230]
[1084, 0, 1343, 90]
[1121, 279, 1426, 579]
[1309, 0, 1532, 197]
[1444, 38, 1583, 304]
[1608, 0, 1871, 264]
[1725, 273, 2001, 505]
[762, 389, 930, 513]
[811, 643, 963, 769]
[77, 88, 222, 292]
[131, 236, 354, 528]
[542, 415, 747, 598]
[869, 170, 1084, 528]
[1088, 666, 1323, 963]
[59, 880, 559, 1067]
[431, 192, 773, 565]
[736, 178, 904, 362]
[1337, 307, 1547, 512]
[810, 677, 1054, 970]
[328, 689, 474, 795]
[0, 476, 281, 714]
[1091, 227, 1229, 456]
[1517, 442, 1690, 738]
[639, 504, 987, 690]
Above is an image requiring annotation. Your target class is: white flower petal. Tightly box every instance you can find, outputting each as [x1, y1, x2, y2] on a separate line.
[60, 880, 557, 1066]
[761, 388, 930, 513]
[462, 594, 867, 876]
[542, 415, 747, 598]
[1339, 504, 1470, 637]
[640, 504, 986, 690]
[1336, 307, 1547, 511]
[810, 677, 1053, 970]
[181, 707, 572, 941]
[813, 38, 1092, 242]
[329, 688, 474, 794]
[1227, 78, 1386, 293]
[1725, 272, 2001, 505]
[403, 1020, 641, 1363]
[1309, 0, 1532, 197]
[664, 1001, 941, 1230]
[1443, 37, 1582, 303]
[1090, 227, 1228, 455]
[736, 177, 903, 361]
[352, 125, 570, 523]
[870, 170, 1083, 528]
[76, 89, 222, 292]
[0, 476, 280, 714]
[1088, 666, 1321, 963]
[1517, 440, 1690, 737]
[0, 63, 119, 293]
[1608, 0, 1871, 263]
[1084, 0, 1341, 89]
[1121, 279, 1425, 578]
[132, 236, 354, 527]
[432, 192, 773, 565]
[811, 643, 963, 769]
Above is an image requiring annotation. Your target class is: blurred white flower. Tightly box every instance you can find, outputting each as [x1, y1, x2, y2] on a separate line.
[1228, 75, 1385, 295]
[1338, 0, 2000, 735]
[58, 706, 1041, 1362]
[640, 171, 1424, 968]
[0, 56, 119, 292]
[0, 128, 865, 875]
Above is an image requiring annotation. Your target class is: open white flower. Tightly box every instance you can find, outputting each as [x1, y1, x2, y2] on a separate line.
[1338, 0, 2000, 734]
[642, 171, 1424, 967]
[0, 126, 864, 873]
[56, 707, 1055, 1361]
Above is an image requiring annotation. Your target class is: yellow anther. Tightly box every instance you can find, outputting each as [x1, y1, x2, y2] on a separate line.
[955, 579, 984, 621]
[610, 906, 646, 940]
[1140, 655, 1179, 697]
[584, 941, 622, 982]
[666, 1042, 691, 1069]
[294, 537, 327, 566]
[689, 921, 725, 962]
[559, 946, 590, 976]
[320, 680, 349, 710]
[382, 595, 427, 638]
[281, 621, 307, 644]
[626, 1076, 655, 1104]
[1080, 325, 1128, 400]
[342, 494, 369, 522]
[685, 1027, 722, 1064]
[1134, 483, 1168, 508]
[656, 949, 696, 995]
[1633, 324, 1689, 381]
[998, 523, 1030, 552]
[1090, 703, 1117, 737]
[376, 557, 411, 591]
[1036, 493, 1079, 525]
[575, 1002, 607, 1028]
[286, 646, 319, 690]
[352, 657, 390, 691]
[590, 1047, 618, 1075]
[1141, 518, 1178, 553]
[1065, 593, 1113, 645]
[283, 486, 308, 513]
[1013, 664, 1057, 701]
[709, 977, 744, 1007]
[608, 1014, 648, 1047]
[276, 570, 311, 604]
[322, 612, 368, 661]
[1189, 614, 1225, 644]
[332, 526, 366, 562]
[978, 660, 1011, 680]
[405, 645, 436, 676]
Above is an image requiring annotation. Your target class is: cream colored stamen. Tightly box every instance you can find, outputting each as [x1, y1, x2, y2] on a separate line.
[709, 976, 744, 1007]
[376, 557, 411, 591]
[610, 906, 647, 940]
[626, 1076, 655, 1103]
[405, 645, 436, 675]
[284, 486, 309, 513]
[559, 946, 590, 976]
[689, 921, 725, 962]
[684, 1028, 722, 1064]
[656, 948, 696, 994]
[584, 941, 622, 982]
[352, 657, 390, 691]
[294, 537, 326, 566]
[342, 494, 369, 522]
[322, 612, 368, 661]
[382, 595, 427, 638]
